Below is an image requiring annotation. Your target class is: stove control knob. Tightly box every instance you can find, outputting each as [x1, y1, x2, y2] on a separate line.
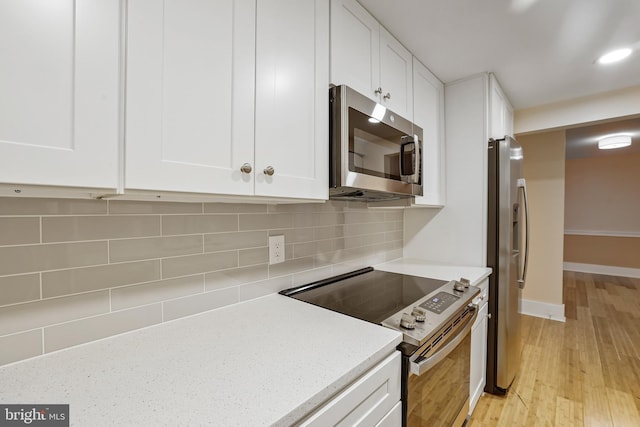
[453, 281, 466, 292]
[411, 307, 427, 322]
[400, 313, 417, 330]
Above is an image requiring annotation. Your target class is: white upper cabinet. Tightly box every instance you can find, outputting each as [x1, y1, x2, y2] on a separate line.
[412, 58, 445, 207]
[489, 74, 514, 140]
[0, 0, 120, 191]
[331, 0, 413, 118]
[125, 0, 256, 196]
[254, 0, 329, 200]
[126, 0, 328, 200]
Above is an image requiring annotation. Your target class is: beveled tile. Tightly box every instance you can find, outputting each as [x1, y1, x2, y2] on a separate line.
[384, 211, 403, 222]
[238, 213, 293, 231]
[42, 260, 161, 298]
[0, 241, 108, 276]
[238, 275, 293, 301]
[203, 230, 267, 253]
[111, 275, 204, 310]
[162, 214, 238, 236]
[42, 216, 160, 243]
[161, 251, 238, 278]
[239, 247, 268, 267]
[0, 274, 40, 307]
[314, 225, 344, 240]
[385, 230, 403, 242]
[0, 291, 110, 336]
[271, 228, 315, 244]
[293, 241, 318, 258]
[0, 217, 40, 246]
[109, 200, 203, 214]
[268, 257, 314, 278]
[205, 265, 268, 291]
[313, 212, 345, 227]
[344, 211, 386, 223]
[204, 203, 268, 213]
[110, 235, 203, 263]
[0, 197, 107, 215]
[44, 304, 162, 353]
[0, 330, 43, 366]
[162, 287, 238, 321]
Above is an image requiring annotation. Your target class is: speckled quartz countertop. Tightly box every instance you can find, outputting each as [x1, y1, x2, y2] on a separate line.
[376, 258, 492, 286]
[0, 294, 401, 426]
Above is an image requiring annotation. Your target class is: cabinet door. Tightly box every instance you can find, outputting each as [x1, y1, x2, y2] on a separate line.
[0, 0, 119, 189]
[379, 28, 413, 118]
[470, 300, 489, 415]
[254, 0, 329, 200]
[330, 0, 380, 101]
[126, 0, 255, 195]
[412, 58, 445, 207]
[489, 74, 511, 140]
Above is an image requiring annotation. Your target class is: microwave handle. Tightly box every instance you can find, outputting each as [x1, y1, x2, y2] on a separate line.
[400, 135, 421, 183]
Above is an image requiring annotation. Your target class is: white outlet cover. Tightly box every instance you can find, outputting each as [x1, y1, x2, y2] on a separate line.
[269, 235, 285, 265]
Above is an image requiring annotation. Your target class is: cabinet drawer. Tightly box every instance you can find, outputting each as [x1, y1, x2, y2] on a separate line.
[299, 351, 401, 426]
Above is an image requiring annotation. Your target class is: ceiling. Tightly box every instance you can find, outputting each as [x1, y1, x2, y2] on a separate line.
[358, 0, 640, 158]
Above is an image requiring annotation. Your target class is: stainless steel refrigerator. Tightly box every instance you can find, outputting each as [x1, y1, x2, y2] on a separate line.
[485, 136, 530, 394]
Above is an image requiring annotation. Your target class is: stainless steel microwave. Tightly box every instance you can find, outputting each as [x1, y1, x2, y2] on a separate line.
[329, 85, 423, 201]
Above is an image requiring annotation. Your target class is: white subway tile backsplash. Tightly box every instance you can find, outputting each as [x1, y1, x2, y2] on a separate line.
[162, 287, 239, 321]
[0, 241, 108, 276]
[110, 235, 203, 263]
[0, 217, 40, 246]
[0, 199, 402, 366]
[44, 304, 163, 353]
[42, 261, 161, 298]
[42, 216, 161, 243]
[0, 274, 40, 307]
[0, 330, 43, 366]
[0, 291, 110, 336]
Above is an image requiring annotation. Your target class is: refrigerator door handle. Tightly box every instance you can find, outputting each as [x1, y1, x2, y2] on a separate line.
[517, 178, 530, 289]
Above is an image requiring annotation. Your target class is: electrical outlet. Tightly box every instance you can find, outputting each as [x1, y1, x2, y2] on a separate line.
[269, 235, 285, 265]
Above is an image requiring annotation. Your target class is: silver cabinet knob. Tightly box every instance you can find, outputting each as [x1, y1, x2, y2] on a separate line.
[383, 92, 391, 101]
[263, 166, 275, 176]
[240, 163, 252, 174]
[374, 87, 383, 95]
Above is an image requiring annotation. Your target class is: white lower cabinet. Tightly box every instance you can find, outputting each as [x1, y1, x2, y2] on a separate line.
[469, 278, 489, 415]
[299, 351, 401, 427]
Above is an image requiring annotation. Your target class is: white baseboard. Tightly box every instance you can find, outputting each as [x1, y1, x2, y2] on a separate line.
[563, 262, 640, 279]
[520, 299, 566, 322]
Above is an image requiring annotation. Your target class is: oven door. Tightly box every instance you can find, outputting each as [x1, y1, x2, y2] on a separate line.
[404, 306, 477, 427]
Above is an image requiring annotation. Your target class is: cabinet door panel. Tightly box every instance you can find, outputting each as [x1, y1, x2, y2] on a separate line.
[255, 0, 328, 199]
[126, 0, 255, 195]
[412, 58, 445, 207]
[379, 28, 412, 118]
[0, 0, 119, 189]
[330, 0, 379, 101]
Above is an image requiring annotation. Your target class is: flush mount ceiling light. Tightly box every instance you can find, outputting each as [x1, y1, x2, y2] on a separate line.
[598, 134, 632, 150]
[597, 48, 632, 64]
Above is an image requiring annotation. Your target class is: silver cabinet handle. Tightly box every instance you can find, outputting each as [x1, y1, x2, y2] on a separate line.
[240, 163, 252, 174]
[263, 166, 275, 176]
[517, 178, 530, 289]
[374, 87, 383, 95]
[383, 92, 391, 101]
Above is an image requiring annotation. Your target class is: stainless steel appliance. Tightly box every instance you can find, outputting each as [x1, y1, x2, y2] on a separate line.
[329, 85, 423, 201]
[280, 267, 479, 427]
[486, 136, 530, 394]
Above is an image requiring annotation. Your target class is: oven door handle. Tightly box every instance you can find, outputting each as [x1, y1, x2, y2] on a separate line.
[409, 305, 478, 376]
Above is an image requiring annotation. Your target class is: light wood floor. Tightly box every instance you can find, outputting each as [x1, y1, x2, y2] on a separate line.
[468, 271, 640, 427]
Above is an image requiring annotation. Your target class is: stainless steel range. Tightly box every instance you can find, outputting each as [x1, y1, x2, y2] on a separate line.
[280, 267, 479, 427]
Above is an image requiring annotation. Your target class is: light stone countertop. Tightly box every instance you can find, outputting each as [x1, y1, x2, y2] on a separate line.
[376, 258, 492, 286]
[0, 294, 402, 426]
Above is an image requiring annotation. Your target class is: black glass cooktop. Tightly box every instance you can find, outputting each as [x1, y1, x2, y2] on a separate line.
[280, 267, 448, 325]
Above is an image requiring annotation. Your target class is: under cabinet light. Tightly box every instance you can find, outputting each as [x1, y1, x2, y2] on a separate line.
[598, 135, 632, 150]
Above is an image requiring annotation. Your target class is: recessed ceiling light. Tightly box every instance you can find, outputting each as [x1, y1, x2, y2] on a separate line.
[597, 48, 632, 64]
[598, 134, 632, 150]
